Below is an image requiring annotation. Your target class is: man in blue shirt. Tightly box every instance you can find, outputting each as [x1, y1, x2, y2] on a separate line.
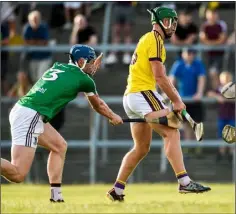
[169, 48, 206, 140]
[23, 10, 52, 83]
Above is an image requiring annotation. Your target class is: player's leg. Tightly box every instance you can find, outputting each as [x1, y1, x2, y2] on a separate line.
[107, 92, 168, 201]
[141, 91, 210, 193]
[1, 146, 35, 183]
[107, 122, 152, 201]
[146, 112, 211, 193]
[38, 123, 67, 202]
[1, 104, 42, 183]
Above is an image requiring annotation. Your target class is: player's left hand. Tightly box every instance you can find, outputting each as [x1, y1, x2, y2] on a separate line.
[94, 53, 103, 73]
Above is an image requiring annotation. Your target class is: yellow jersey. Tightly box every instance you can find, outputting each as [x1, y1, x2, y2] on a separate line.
[124, 30, 166, 95]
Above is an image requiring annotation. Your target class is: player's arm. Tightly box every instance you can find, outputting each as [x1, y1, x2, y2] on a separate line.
[87, 95, 118, 120]
[84, 77, 122, 125]
[148, 35, 183, 106]
[150, 61, 182, 103]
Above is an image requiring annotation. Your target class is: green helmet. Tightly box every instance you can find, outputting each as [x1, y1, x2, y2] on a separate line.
[147, 6, 178, 27]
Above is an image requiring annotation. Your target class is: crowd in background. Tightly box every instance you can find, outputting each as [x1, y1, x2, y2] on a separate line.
[1, 2, 235, 161]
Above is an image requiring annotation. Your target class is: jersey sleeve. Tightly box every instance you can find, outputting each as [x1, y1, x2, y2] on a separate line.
[148, 33, 163, 62]
[83, 76, 98, 96]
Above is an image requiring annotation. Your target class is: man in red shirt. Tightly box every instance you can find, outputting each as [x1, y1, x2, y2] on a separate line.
[199, 9, 227, 89]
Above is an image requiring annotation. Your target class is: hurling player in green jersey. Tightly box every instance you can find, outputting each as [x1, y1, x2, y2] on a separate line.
[1, 44, 123, 202]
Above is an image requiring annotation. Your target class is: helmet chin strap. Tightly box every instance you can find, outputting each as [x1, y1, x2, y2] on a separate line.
[80, 59, 87, 70]
[81, 59, 94, 76]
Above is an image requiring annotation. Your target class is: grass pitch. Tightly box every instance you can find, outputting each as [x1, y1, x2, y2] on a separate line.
[1, 183, 234, 213]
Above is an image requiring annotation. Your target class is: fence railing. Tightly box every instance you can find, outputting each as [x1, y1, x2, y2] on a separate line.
[1, 97, 235, 183]
[1, 44, 234, 52]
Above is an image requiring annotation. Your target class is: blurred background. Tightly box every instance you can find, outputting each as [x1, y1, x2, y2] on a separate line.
[1, 1, 235, 184]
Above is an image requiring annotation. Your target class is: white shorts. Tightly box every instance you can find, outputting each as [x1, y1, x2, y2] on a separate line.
[123, 90, 168, 119]
[9, 103, 44, 149]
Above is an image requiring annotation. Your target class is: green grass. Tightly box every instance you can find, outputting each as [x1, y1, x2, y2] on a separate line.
[1, 183, 234, 213]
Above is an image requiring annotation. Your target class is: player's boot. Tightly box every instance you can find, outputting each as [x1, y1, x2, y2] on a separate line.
[179, 181, 211, 193]
[106, 188, 125, 202]
[50, 198, 65, 203]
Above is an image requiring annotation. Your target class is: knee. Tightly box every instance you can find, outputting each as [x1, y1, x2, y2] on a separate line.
[134, 145, 150, 158]
[13, 174, 26, 183]
[59, 140, 67, 154]
[163, 128, 180, 139]
[54, 140, 67, 155]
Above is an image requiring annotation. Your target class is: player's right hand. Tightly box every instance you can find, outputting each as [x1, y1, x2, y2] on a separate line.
[172, 101, 186, 113]
[109, 114, 123, 125]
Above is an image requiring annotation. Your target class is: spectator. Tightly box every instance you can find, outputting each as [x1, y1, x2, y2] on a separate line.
[1, 22, 10, 95]
[70, 14, 97, 46]
[7, 71, 32, 98]
[169, 48, 206, 141]
[170, 9, 198, 46]
[1, 2, 17, 38]
[23, 10, 52, 83]
[207, 71, 235, 162]
[19, 2, 37, 26]
[105, 2, 135, 65]
[199, 2, 220, 20]
[63, 2, 91, 30]
[199, 9, 227, 90]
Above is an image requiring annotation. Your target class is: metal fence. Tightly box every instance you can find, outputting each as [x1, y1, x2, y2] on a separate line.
[1, 97, 235, 183]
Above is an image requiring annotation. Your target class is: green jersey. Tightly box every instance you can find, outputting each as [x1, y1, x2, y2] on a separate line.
[18, 62, 97, 122]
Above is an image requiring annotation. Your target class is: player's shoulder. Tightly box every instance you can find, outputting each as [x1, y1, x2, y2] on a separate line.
[141, 31, 156, 41]
[52, 62, 68, 69]
[52, 62, 81, 73]
[85, 74, 96, 83]
[138, 31, 161, 47]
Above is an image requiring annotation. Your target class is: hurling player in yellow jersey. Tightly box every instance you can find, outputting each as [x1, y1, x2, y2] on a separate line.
[107, 7, 211, 201]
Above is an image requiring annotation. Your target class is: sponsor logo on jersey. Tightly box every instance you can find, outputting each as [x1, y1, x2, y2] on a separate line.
[35, 87, 47, 94]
